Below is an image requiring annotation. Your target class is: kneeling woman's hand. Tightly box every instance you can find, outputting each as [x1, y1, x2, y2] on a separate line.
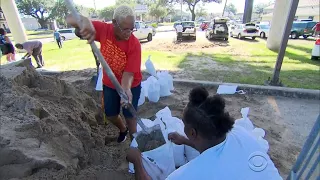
[168, 132, 187, 145]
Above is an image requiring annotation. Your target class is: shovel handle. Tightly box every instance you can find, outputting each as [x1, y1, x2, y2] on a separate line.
[64, 0, 128, 102]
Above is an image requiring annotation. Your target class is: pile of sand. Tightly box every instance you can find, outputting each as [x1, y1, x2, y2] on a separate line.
[0, 63, 132, 180]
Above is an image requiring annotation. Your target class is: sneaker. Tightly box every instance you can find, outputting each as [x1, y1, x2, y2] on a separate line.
[117, 128, 128, 143]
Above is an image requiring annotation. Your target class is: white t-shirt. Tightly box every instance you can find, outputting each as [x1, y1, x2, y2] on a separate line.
[166, 126, 282, 180]
[176, 25, 183, 33]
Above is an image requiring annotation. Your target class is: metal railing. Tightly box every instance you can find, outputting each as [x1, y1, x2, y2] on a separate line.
[287, 115, 320, 180]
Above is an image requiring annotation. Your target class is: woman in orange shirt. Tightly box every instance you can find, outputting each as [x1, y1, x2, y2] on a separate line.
[67, 5, 142, 143]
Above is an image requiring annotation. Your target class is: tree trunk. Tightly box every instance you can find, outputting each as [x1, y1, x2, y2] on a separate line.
[38, 19, 48, 29]
[191, 10, 196, 21]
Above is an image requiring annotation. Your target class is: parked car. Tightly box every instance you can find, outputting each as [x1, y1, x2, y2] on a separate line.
[290, 21, 317, 39]
[205, 18, 229, 41]
[58, 28, 77, 40]
[145, 22, 156, 36]
[311, 39, 320, 60]
[256, 24, 270, 38]
[180, 21, 197, 40]
[200, 21, 210, 31]
[133, 21, 153, 42]
[230, 23, 259, 40]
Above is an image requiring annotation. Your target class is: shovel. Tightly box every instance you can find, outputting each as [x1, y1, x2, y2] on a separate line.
[64, 0, 166, 150]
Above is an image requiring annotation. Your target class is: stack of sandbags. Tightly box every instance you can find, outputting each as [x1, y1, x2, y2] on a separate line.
[138, 56, 174, 105]
[234, 107, 269, 153]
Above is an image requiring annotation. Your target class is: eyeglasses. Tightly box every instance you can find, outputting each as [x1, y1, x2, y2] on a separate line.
[115, 20, 134, 34]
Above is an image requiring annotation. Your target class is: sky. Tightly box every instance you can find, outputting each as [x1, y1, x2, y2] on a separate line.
[73, 0, 272, 13]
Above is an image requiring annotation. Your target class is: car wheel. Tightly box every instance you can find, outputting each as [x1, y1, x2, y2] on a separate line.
[303, 35, 308, 39]
[230, 32, 233, 37]
[260, 32, 265, 38]
[147, 33, 152, 42]
[311, 56, 318, 60]
[62, 36, 66, 41]
[193, 36, 196, 41]
[225, 38, 228, 41]
[238, 33, 241, 39]
[252, 37, 256, 40]
[291, 32, 298, 39]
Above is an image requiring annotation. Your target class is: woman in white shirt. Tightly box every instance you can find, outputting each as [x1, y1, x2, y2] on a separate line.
[127, 87, 282, 180]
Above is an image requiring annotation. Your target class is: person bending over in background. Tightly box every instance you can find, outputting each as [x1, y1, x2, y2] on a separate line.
[127, 86, 282, 180]
[67, 5, 142, 143]
[15, 40, 44, 68]
[0, 28, 15, 62]
[54, 29, 62, 49]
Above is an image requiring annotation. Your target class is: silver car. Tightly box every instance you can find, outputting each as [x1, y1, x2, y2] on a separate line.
[230, 23, 259, 40]
[257, 24, 270, 38]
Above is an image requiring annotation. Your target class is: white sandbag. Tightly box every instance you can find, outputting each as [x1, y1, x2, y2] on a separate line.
[235, 107, 254, 131]
[141, 80, 149, 97]
[154, 107, 187, 167]
[147, 76, 160, 103]
[157, 71, 174, 91]
[130, 121, 176, 179]
[159, 77, 171, 97]
[185, 145, 200, 162]
[155, 107, 172, 120]
[95, 68, 103, 91]
[136, 119, 156, 132]
[252, 128, 266, 138]
[138, 87, 145, 106]
[145, 55, 157, 77]
[257, 136, 269, 153]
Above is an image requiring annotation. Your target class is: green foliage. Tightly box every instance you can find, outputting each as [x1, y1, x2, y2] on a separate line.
[225, 3, 237, 15]
[98, 6, 116, 21]
[16, 0, 55, 28]
[151, 23, 158, 28]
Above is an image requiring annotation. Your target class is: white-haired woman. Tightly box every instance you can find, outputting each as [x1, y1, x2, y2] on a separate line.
[67, 5, 142, 143]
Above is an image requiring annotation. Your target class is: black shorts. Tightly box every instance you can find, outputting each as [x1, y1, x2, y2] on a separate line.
[103, 84, 141, 118]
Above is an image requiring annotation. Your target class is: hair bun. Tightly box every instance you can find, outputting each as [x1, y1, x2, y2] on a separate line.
[189, 86, 209, 106]
[204, 95, 226, 115]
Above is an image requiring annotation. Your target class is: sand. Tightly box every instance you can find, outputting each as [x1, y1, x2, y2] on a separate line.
[1, 62, 319, 180]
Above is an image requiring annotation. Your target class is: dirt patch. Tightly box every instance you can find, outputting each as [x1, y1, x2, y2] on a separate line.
[1, 63, 316, 179]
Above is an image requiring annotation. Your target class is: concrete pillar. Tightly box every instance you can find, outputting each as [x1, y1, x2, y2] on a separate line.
[243, 0, 253, 23]
[267, 0, 292, 51]
[1, 0, 27, 43]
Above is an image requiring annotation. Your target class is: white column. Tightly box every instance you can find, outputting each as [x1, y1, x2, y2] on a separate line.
[267, 0, 292, 51]
[1, 0, 27, 43]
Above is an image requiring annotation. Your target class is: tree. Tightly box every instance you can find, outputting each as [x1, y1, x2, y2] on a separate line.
[98, 6, 116, 21]
[195, 5, 207, 19]
[254, 1, 273, 16]
[169, 0, 222, 21]
[149, 4, 167, 21]
[115, 0, 136, 8]
[16, 0, 56, 28]
[225, 3, 237, 15]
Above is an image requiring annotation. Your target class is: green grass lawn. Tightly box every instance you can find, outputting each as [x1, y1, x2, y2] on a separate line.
[7, 30, 54, 41]
[3, 38, 319, 90]
[182, 38, 320, 89]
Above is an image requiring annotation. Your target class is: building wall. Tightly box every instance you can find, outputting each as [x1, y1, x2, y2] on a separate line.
[21, 17, 40, 30]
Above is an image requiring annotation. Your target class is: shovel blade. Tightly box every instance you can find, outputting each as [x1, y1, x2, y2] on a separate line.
[134, 124, 166, 152]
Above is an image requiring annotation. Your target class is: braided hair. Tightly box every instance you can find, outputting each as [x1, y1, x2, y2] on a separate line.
[184, 86, 234, 140]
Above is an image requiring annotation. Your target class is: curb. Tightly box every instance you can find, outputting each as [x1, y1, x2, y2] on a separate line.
[173, 79, 320, 100]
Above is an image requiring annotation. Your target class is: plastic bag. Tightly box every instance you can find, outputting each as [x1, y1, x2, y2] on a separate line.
[145, 55, 157, 77]
[130, 119, 176, 180]
[147, 76, 160, 103]
[158, 76, 171, 97]
[234, 107, 254, 131]
[138, 87, 145, 106]
[141, 80, 149, 97]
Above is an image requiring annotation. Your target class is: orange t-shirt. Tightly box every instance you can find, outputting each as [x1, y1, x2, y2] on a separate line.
[92, 21, 142, 89]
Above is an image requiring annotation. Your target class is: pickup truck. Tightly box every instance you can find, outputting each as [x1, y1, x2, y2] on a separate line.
[133, 21, 154, 42]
